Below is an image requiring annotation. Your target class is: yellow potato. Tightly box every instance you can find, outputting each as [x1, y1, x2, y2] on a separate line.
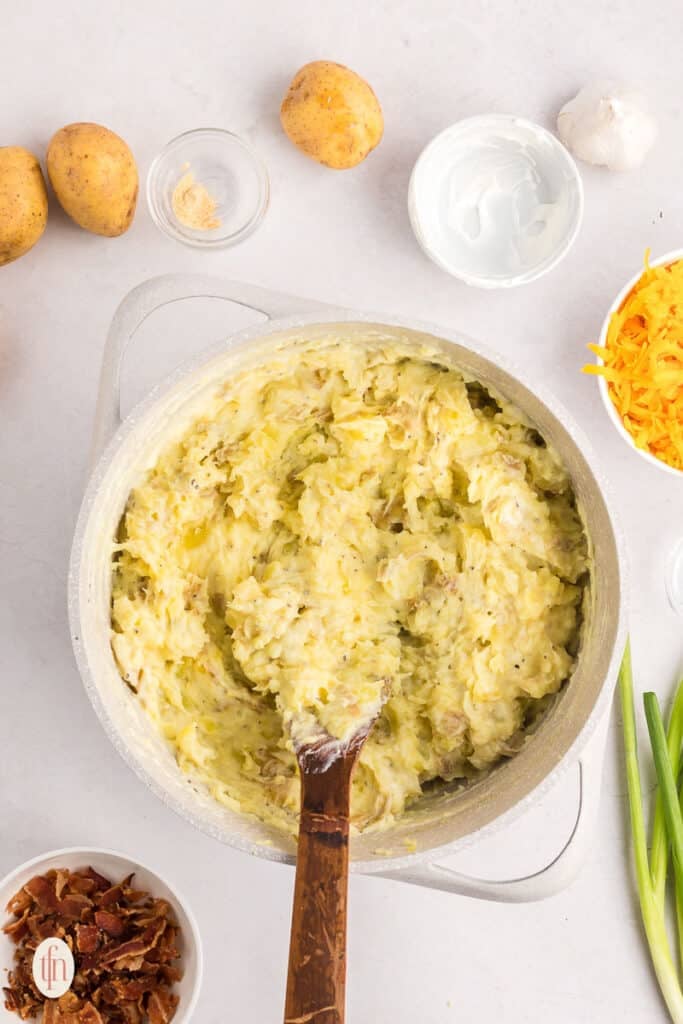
[47, 123, 138, 236]
[280, 61, 383, 169]
[0, 147, 48, 266]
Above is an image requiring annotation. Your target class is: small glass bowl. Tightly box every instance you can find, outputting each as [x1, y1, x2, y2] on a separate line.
[147, 128, 269, 249]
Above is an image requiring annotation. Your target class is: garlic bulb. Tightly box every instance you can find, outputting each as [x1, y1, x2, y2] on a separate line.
[557, 81, 657, 171]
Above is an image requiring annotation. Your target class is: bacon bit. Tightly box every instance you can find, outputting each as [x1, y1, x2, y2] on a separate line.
[75, 925, 100, 954]
[58, 990, 82, 1013]
[120, 1005, 143, 1024]
[2, 868, 181, 1024]
[112, 955, 145, 973]
[147, 990, 178, 1024]
[67, 877, 97, 897]
[159, 967, 181, 986]
[7, 890, 33, 916]
[2, 989, 21, 1013]
[3, 908, 30, 942]
[54, 871, 71, 902]
[112, 980, 150, 1001]
[93, 912, 124, 938]
[58, 894, 92, 921]
[98, 884, 124, 908]
[82, 869, 111, 892]
[30, 915, 65, 943]
[43, 1002, 60, 1024]
[24, 876, 58, 913]
[78, 1003, 105, 1024]
[101, 920, 167, 967]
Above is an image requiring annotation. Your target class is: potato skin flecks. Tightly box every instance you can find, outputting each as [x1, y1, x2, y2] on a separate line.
[111, 339, 589, 836]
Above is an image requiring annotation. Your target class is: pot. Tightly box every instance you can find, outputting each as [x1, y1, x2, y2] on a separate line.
[69, 275, 627, 902]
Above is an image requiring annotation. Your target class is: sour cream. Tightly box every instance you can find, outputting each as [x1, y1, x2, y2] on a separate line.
[409, 115, 583, 288]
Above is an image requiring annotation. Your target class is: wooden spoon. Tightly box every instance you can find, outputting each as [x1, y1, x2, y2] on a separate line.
[283, 719, 377, 1024]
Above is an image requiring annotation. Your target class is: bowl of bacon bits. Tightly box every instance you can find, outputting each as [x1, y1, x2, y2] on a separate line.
[0, 848, 202, 1024]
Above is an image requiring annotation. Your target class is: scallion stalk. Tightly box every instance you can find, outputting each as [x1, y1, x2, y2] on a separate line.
[643, 673, 683, 976]
[619, 643, 683, 1021]
[649, 679, 683, 897]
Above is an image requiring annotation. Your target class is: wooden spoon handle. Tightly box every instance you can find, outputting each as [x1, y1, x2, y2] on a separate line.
[284, 752, 355, 1024]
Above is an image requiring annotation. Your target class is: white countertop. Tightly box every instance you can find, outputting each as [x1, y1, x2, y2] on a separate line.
[1, 1, 681, 1021]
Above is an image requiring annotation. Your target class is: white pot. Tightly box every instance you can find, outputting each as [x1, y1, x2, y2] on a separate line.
[69, 275, 627, 902]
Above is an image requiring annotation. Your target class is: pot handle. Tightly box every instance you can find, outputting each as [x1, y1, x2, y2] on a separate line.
[370, 710, 610, 902]
[91, 274, 334, 463]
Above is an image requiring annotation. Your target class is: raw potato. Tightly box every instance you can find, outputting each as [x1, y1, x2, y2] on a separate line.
[47, 123, 138, 236]
[0, 147, 48, 266]
[280, 61, 383, 169]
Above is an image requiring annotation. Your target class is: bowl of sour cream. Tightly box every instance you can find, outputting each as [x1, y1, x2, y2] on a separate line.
[408, 114, 584, 288]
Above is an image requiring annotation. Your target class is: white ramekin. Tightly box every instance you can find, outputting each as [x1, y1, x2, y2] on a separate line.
[0, 847, 202, 1023]
[408, 114, 584, 289]
[594, 247, 683, 479]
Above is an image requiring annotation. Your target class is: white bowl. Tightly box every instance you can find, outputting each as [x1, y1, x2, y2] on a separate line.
[0, 848, 202, 1023]
[408, 115, 584, 288]
[594, 247, 683, 478]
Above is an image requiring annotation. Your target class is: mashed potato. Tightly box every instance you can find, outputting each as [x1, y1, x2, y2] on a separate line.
[111, 339, 588, 835]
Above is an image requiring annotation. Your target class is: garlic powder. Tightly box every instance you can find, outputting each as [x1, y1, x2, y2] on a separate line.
[171, 170, 221, 231]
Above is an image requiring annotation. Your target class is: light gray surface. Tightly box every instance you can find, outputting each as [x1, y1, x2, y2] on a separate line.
[1, 2, 681, 1021]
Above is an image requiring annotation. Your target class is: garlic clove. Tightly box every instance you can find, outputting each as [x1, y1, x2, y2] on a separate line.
[557, 81, 657, 171]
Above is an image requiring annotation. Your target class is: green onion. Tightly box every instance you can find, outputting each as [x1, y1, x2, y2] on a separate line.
[619, 642, 683, 1021]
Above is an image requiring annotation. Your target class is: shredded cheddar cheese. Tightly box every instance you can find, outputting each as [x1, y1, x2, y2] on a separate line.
[583, 252, 683, 471]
